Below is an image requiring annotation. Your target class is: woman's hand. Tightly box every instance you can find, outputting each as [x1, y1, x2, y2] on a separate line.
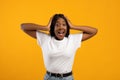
[65, 16, 74, 29]
[65, 15, 98, 41]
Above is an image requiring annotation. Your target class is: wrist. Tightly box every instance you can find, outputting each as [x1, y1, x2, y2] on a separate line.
[70, 25, 77, 29]
[70, 25, 75, 29]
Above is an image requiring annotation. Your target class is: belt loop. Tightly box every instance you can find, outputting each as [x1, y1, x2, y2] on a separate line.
[61, 74, 63, 77]
[49, 72, 51, 76]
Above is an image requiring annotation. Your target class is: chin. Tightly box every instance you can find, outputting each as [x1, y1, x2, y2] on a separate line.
[55, 36, 64, 40]
[59, 37, 64, 40]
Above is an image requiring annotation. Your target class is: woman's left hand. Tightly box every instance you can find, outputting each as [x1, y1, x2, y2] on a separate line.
[65, 16, 74, 29]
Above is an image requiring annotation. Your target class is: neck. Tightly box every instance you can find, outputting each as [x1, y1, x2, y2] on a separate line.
[54, 36, 63, 40]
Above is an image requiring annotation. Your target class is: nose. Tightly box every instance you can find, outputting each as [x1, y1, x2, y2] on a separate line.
[58, 25, 64, 30]
[56, 24, 64, 29]
[59, 24, 64, 28]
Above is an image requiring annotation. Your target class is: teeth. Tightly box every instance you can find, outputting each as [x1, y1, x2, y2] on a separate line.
[58, 31, 64, 34]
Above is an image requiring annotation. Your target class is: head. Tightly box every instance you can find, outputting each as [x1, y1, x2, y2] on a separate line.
[50, 14, 70, 40]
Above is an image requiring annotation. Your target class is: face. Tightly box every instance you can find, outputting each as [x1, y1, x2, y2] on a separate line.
[54, 18, 67, 40]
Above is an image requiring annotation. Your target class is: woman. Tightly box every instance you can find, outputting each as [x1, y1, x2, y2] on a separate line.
[21, 14, 98, 80]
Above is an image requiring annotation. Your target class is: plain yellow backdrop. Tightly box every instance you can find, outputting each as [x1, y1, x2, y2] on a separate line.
[0, 0, 120, 80]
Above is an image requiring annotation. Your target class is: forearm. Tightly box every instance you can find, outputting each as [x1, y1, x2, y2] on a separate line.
[21, 23, 49, 31]
[71, 25, 98, 34]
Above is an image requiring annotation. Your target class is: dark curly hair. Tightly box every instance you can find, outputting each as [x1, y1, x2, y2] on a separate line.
[50, 14, 70, 37]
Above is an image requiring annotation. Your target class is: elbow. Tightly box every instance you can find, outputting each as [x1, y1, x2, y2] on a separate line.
[94, 28, 98, 35]
[91, 28, 98, 36]
[20, 23, 26, 30]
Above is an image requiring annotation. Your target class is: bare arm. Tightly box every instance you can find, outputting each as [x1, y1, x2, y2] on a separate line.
[21, 23, 49, 39]
[21, 23, 49, 31]
[21, 17, 52, 39]
[66, 17, 98, 41]
[71, 25, 98, 41]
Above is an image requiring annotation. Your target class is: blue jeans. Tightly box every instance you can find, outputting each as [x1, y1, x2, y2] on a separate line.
[44, 73, 74, 80]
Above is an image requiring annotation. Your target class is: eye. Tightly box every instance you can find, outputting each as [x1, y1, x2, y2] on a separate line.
[63, 24, 66, 26]
[55, 23, 59, 27]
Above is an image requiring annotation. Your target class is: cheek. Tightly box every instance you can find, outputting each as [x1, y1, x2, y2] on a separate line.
[54, 28, 57, 35]
[64, 27, 67, 31]
[65, 27, 67, 30]
[54, 26, 58, 30]
[54, 28, 57, 32]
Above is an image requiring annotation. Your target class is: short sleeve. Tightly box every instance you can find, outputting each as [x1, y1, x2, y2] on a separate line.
[69, 32, 83, 48]
[36, 30, 50, 47]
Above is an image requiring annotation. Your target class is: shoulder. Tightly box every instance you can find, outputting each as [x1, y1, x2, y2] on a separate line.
[36, 30, 51, 46]
[36, 30, 50, 37]
[67, 33, 83, 48]
[69, 32, 83, 39]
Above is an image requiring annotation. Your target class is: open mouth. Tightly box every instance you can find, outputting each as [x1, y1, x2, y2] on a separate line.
[57, 30, 65, 36]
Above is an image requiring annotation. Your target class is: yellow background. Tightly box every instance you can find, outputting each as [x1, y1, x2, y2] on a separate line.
[0, 0, 120, 80]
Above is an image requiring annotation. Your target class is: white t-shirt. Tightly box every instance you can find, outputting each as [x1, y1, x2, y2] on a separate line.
[36, 30, 83, 73]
